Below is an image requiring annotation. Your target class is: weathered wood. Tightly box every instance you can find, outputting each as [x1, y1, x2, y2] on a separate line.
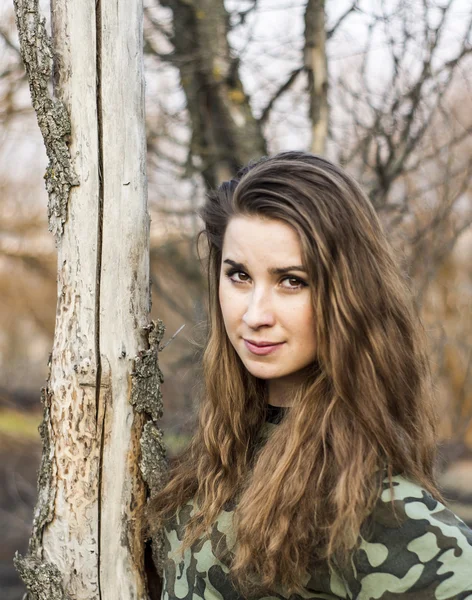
[13, 0, 101, 597]
[13, 0, 166, 598]
[98, 0, 158, 596]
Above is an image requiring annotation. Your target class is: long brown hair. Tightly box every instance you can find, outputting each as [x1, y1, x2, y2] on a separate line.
[146, 151, 442, 593]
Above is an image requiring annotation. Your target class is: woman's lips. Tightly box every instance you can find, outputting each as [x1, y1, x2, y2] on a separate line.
[244, 339, 285, 356]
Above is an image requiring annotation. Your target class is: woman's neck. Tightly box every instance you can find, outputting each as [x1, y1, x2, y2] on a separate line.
[267, 379, 293, 407]
[267, 364, 315, 406]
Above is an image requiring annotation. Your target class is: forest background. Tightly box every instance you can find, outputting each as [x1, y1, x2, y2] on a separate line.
[0, 0, 471, 597]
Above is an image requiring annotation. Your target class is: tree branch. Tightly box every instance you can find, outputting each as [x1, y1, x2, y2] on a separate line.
[259, 68, 303, 125]
[326, 1, 359, 39]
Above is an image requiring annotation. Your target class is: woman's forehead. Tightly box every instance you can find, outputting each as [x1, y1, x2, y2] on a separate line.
[222, 216, 304, 267]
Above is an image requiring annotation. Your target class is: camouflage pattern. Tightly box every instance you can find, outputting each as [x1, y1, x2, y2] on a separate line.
[161, 423, 472, 599]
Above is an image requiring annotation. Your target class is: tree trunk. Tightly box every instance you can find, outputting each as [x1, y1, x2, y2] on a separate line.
[160, 0, 267, 188]
[304, 0, 328, 156]
[12, 0, 165, 598]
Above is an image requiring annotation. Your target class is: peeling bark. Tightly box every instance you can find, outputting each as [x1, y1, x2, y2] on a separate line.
[13, 0, 79, 243]
[131, 321, 165, 424]
[13, 383, 67, 599]
[140, 421, 167, 580]
[14, 556, 69, 600]
[131, 320, 168, 580]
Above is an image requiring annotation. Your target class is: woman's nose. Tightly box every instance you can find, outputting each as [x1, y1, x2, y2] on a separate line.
[242, 289, 276, 329]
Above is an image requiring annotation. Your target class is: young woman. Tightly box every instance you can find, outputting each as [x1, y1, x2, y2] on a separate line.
[147, 152, 472, 599]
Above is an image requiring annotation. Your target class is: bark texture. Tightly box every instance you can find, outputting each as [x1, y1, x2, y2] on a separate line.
[13, 0, 79, 243]
[13, 0, 165, 598]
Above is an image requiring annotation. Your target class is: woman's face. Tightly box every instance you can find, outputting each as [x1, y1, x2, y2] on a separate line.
[219, 215, 317, 392]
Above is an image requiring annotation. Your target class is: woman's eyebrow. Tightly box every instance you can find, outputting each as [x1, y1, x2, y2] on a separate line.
[223, 259, 247, 271]
[269, 265, 306, 275]
[223, 259, 306, 275]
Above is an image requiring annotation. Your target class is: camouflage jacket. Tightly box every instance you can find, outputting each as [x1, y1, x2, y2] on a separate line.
[162, 421, 472, 600]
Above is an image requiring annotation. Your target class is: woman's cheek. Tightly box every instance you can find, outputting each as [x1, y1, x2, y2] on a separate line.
[220, 285, 241, 335]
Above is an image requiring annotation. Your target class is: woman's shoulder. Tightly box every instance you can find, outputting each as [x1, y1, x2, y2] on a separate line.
[372, 473, 471, 535]
[340, 473, 472, 599]
[370, 473, 472, 561]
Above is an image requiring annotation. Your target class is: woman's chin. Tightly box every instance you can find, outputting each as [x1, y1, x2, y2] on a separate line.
[242, 361, 285, 381]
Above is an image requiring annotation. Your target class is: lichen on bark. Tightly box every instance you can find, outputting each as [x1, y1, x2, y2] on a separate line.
[140, 421, 168, 498]
[13, 0, 79, 243]
[13, 555, 69, 600]
[130, 320, 168, 578]
[140, 420, 168, 578]
[29, 385, 56, 554]
[130, 319, 167, 496]
[130, 319, 165, 424]
[13, 382, 66, 599]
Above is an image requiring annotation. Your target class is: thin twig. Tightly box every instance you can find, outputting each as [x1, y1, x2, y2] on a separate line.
[159, 324, 186, 351]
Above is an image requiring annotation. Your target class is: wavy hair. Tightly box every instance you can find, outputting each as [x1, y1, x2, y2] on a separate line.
[146, 151, 442, 594]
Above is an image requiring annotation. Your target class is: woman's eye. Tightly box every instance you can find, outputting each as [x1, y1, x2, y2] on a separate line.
[280, 276, 307, 290]
[228, 270, 250, 283]
[225, 270, 306, 289]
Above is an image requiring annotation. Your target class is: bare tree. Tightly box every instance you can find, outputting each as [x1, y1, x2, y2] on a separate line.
[11, 0, 165, 598]
[334, 0, 472, 295]
[147, 0, 267, 188]
[143, 0, 472, 448]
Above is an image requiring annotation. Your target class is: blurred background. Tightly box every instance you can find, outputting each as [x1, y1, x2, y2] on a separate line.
[1, 0, 471, 597]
